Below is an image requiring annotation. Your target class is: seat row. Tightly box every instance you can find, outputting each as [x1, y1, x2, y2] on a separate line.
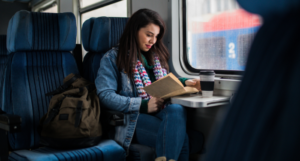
[0, 11, 127, 161]
[0, 10, 204, 161]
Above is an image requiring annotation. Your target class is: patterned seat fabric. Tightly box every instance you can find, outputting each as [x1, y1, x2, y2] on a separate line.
[81, 17, 128, 82]
[1, 11, 125, 161]
[9, 140, 124, 161]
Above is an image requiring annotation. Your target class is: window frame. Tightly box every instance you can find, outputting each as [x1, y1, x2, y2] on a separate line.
[79, 0, 122, 14]
[182, 0, 244, 76]
[39, 3, 58, 12]
[31, 0, 57, 12]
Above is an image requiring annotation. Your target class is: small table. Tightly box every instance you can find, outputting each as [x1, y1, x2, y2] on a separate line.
[171, 94, 230, 108]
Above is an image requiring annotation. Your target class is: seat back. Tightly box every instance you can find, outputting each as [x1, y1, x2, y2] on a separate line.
[0, 35, 8, 109]
[81, 17, 128, 82]
[81, 17, 160, 161]
[0, 35, 8, 76]
[1, 10, 78, 150]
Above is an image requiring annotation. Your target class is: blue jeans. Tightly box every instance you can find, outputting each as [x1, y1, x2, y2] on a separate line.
[134, 104, 189, 161]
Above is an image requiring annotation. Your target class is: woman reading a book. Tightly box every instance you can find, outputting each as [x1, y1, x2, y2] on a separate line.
[95, 9, 201, 161]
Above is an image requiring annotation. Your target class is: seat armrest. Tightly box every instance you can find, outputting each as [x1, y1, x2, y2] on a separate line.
[0, 114, 21, 132]
[101, 109, 124, 126]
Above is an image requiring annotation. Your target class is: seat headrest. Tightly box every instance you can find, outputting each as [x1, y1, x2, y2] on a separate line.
[81, 17, 128, 53]
[7, 10, 76, 53]
[0, 35, 8, 55]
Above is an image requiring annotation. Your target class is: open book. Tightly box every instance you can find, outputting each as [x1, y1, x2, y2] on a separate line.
[144, 73, 199, 99]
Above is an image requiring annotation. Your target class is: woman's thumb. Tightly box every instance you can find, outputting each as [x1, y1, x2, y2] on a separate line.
[187, 80, 196, 85]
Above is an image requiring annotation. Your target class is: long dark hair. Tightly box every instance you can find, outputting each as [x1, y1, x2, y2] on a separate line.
[117, 8, 169, 78]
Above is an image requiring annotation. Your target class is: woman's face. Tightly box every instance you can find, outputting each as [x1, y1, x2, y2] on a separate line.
[138, 23, 160, 52]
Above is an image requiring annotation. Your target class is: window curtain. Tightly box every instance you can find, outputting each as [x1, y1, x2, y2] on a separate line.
[203, 4, 300, 161]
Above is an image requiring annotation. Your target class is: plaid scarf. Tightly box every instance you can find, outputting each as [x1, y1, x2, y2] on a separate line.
[133, 56, 167, 100]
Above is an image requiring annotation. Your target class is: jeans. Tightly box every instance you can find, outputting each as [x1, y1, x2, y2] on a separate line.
[134, 104, 189, 161]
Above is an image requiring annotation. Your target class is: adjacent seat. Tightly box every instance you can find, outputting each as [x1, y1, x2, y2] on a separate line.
[0, 35, 8, 76]
[0, 11, 125, 161]
[0, 35, 8, 111]
[82, 17, 158, 161]
[81, 17, 128, 82]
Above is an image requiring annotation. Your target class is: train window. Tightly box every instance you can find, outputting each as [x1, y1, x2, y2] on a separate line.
[81, 0, 127, 26]
[184, 0, 261, 73]
[80, 0, 105, 8]
[40, 4, 58, 13]
[79, 0, 124, 9]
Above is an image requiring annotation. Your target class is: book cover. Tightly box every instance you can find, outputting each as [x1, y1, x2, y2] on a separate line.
[143, 73, 199, 99]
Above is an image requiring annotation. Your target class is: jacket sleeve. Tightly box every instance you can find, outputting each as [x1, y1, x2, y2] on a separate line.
[95, 51, 141, 113]
[179, 77, 189, 86]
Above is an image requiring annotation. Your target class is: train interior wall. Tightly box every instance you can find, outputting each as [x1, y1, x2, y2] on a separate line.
[0, 1, 30, 35]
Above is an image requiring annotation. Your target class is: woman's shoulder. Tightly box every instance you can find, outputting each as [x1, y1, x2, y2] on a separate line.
[102, 47, 119, 60]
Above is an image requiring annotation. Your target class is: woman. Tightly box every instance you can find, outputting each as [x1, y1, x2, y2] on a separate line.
[95, 9, 200, 161]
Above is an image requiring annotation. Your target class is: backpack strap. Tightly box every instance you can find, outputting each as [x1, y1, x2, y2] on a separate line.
[43, 96, 66, 125]
[46, 74, 81, 96]
[75, 101, 83, 127]
[85, 84, 96, 92]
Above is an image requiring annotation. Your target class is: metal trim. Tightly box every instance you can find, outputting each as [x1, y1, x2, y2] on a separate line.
[79, 0, 122, 14]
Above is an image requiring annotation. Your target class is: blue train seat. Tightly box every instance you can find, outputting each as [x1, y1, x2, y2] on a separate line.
[81, 17, 128, 82]
[0, 35, 8, 110]
[0, 35, 8, 76]
[82, 17, 158, 161]
[0, 11, 125, 161]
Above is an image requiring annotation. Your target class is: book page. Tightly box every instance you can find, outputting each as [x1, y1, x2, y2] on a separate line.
[168, 73, 184, 87]
[144, 73, 198, 98]
[161, 87, 199, 99]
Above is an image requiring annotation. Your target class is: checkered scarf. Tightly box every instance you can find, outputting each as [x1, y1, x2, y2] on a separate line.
[133, 56, 167, 100]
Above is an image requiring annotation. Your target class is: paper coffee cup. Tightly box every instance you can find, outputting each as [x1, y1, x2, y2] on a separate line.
[199, 71, 215, 97]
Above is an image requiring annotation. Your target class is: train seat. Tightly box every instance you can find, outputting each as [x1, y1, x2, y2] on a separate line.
[0, 35, 8, 104]
[81, 17, 128, 82]
[0, 35, 8, 76]
[0, 11, 125, 161]
[82, 17, 158, 161]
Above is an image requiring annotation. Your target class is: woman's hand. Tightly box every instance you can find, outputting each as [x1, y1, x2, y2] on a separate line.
[185, 79, 201, 91]
[148, 97, 164, 113]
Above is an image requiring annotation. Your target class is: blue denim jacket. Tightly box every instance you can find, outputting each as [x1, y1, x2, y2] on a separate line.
[95, 47, 141, 152]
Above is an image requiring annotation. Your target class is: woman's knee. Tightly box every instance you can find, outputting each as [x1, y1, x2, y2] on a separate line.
[165, 104, 187, 117]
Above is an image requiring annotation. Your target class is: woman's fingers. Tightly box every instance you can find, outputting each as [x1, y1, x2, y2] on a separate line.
[157, 98, 164, 103]
[148, 97, 165, 113]
[155, 98, 164, 106]
[186, 79, 201, 91]
[185, 80, 196, 86]
[193, 78, 201, 91]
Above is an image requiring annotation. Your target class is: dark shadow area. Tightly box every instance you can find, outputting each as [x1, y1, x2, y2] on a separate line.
[0, 1, 30, 35]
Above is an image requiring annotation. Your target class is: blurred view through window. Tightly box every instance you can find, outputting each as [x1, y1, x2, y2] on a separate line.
[41, 4, 57, 13]
[81, 0, 127, 57]
[186, 0, 261, 70]
[80, 0, 105, 8]
[81, 0, 127, 26]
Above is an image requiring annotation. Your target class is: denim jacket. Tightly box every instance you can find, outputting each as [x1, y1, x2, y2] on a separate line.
[95, 47, 141, 152]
